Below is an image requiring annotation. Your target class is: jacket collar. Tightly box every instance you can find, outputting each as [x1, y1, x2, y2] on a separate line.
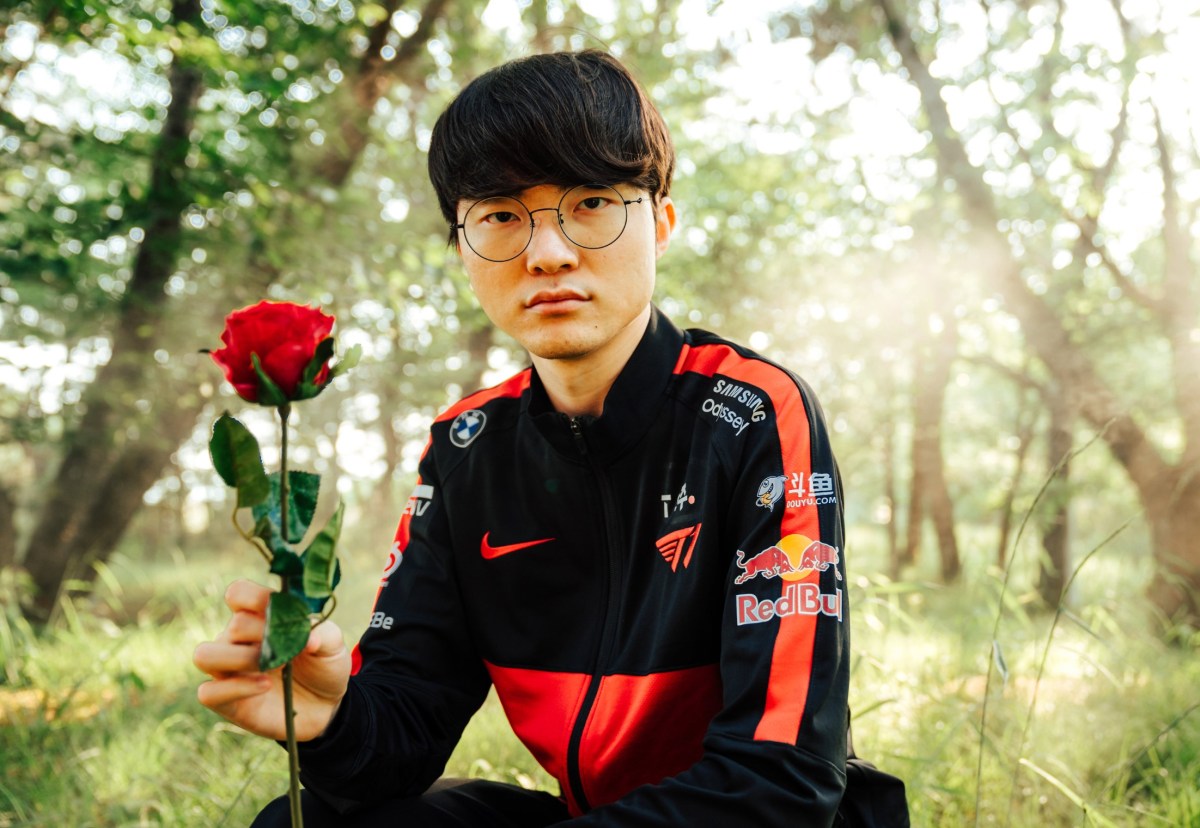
[525, 306, 684, 461]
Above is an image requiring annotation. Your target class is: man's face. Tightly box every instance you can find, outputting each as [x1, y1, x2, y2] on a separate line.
[456, 183, 675, 365]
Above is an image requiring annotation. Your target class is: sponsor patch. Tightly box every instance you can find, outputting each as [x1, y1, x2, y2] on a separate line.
[736, 582, 843, 624]
[449, 409, 487, 448]
[656, 523, 702, 572]
[734, 534, 844, 625]
[368, 611, 395, 630]
[712, 379, 767, 422]
[755, 475, 787, 512]
[701, 397, 753, 436]
[402, 483, 434, 517]
[380, 541, 402, 585]
[784, 471, 837, 508]
[734, 534, 842, 585]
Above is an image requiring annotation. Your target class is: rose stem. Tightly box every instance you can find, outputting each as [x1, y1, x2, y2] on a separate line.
[278, 403, 303, 827]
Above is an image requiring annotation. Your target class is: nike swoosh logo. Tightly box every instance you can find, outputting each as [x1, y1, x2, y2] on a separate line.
[480, 532, 556, 560]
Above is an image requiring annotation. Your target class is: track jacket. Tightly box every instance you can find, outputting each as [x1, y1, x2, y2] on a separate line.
[297, 307, 850, 825]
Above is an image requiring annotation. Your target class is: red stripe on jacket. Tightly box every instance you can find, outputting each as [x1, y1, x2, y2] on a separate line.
[674, 342, 822, 744]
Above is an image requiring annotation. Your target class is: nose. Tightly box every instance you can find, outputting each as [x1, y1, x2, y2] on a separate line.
[524, 207, 578, 274]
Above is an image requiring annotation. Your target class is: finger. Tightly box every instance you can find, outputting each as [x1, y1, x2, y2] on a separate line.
[197, 674, 272, 710]
[224, 579, 270, 614]
[224, 610, 266, 645]
[305, 620, 345, 656]
[194, 641, 263, 676]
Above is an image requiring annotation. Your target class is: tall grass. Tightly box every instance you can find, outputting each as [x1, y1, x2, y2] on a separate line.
[1, 531, 1197, 826]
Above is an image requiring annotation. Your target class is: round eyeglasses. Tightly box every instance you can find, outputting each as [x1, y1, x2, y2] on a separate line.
[452, 184, 645, 263]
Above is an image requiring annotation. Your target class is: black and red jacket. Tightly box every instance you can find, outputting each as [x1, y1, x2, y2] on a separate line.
[297, 308, 850, 825]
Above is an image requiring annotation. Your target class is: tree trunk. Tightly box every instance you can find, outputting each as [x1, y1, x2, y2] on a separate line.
[0, 485, 16, 569]
[1037, 384, 1071, 607]
[21, 0, 204, 621]
[996, 392, 1037, 569]
[919, 320, 961, 583]
[882, 398, 900, 577]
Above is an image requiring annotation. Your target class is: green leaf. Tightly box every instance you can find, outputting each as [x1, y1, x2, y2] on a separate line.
[303, 501, 344, 600]
[303, 338, 335, 385]
[259, 591, 312, 671]
[992, 639, 1009, 686]
[252, 471, 320, 544]
[254, 514, 291, 559]
[328, 343, 361, 379]
[269, 549, 304, 578]
[251, 352, 289, 407]
[208, 413, 270, 508]
[292, 338, 336, 402]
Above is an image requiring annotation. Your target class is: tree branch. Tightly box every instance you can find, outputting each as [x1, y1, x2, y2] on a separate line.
[317, 0, 451, 186]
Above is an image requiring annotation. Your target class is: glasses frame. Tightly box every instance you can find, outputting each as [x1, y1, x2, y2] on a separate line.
[451, 184, 646, 263]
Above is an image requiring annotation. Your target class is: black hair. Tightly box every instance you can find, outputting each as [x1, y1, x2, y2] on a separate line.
[427, 50, 675, 242]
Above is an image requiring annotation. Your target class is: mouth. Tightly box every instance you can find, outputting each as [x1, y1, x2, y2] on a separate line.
[525, 289, 589, 311]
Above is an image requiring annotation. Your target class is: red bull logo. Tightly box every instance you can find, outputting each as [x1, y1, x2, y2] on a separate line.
[734, 534, 842, 585]
[733, 534, 844, 625]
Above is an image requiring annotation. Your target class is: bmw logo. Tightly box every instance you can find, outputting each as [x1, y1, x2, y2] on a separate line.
[449, 409, 487, 448]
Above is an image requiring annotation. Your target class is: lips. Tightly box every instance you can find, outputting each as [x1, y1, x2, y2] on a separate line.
[526, 288, 588, 309]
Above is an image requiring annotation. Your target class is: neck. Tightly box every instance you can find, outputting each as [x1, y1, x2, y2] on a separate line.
[533, 306, 651, 417]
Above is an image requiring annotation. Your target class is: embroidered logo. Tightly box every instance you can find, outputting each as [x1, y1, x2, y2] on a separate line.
[734, 534, 844, 625]
[380, 541, 403, 585]
[656, 523, 703, 572]
[402, 483, 434, 517]
[480, 532, 555, 560]
[755, 475, 787, 512]
[449, 409, 487, 448]
[734, 534, 842, 585]
[784, 471, 837, 508]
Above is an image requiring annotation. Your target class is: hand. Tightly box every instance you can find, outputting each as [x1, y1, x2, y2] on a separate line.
[193, 579, 351, 742]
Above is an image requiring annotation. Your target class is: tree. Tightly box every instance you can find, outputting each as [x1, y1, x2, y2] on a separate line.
[870, 0, 1200, 625]
[2, 0, 454, 620]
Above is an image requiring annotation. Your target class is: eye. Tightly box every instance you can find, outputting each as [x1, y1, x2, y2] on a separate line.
[482, 210, 521, 225]
[579, 196, 607, 210]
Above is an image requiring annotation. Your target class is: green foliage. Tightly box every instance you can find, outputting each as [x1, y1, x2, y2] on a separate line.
[208, 413, 270, 508]
[302, 501, 344, 602]
[251, 471, 320, 546]
[258, 590, 311, 671]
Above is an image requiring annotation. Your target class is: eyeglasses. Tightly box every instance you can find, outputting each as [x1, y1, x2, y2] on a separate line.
[452, 184, 645, 263]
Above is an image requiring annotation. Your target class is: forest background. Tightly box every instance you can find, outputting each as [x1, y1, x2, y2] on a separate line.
[1, 0, 1198, 825]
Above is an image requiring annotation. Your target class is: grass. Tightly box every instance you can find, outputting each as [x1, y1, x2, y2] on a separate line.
[1, 530, 1198, 827]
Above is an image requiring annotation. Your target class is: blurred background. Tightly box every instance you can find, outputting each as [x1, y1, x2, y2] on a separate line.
[1, 0, 1198, 825]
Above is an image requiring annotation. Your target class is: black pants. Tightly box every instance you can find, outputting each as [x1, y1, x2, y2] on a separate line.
[249, 780, 570, 827]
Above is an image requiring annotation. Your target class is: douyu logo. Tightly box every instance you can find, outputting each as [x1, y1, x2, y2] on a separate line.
[449, 409, 487, 448]
[756, 475, 786, 512]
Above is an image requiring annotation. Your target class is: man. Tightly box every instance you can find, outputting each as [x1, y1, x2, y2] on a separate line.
[194, 50, 850, 826]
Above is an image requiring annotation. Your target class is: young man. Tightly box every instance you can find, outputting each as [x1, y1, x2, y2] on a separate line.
[195, 50, 850, 826]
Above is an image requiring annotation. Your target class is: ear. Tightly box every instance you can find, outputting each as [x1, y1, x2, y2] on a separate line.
[654, 196, 676, 259]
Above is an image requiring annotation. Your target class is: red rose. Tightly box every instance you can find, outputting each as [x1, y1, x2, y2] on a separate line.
[209, 301, 335, 403]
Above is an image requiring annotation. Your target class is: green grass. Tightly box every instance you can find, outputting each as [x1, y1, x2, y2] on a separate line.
[1, 536, 1198, 827]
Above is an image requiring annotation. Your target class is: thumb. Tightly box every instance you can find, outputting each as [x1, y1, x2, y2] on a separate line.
[305, 619, 346, 657]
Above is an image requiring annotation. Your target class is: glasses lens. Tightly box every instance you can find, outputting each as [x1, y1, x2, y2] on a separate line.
[559, 185, 629, 250]
[462, 197, 531, 262]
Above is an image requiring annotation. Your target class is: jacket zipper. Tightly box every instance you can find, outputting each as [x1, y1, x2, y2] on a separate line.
[564, 416, 624, 813]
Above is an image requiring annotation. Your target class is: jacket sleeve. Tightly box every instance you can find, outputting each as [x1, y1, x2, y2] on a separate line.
[560, 370, 849, 827]
[291, 440, 492, 813]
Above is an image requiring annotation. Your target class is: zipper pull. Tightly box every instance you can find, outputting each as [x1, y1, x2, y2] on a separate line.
[568, 416, 589, 455]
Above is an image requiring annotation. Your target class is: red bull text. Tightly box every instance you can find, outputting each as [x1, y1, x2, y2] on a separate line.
[736, 582, 843, 624]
